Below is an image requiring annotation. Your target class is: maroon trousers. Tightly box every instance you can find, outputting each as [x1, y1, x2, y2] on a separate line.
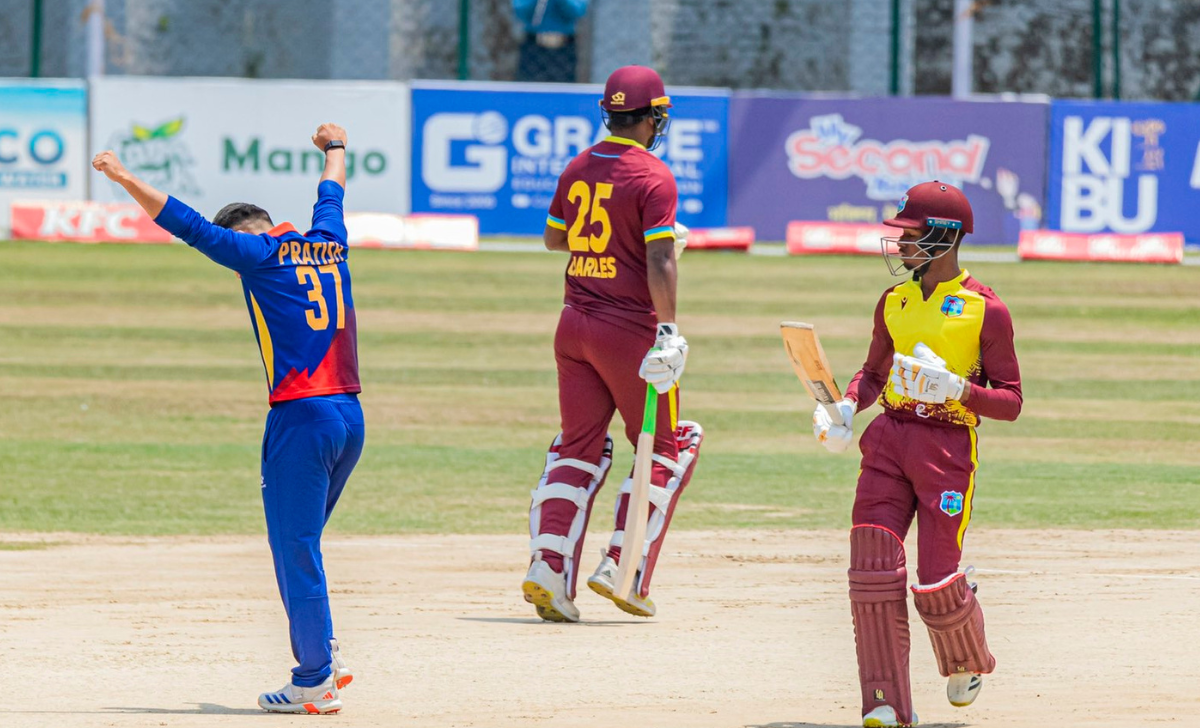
[536, 306, 679, 547]
[850, 413, 991, 723]
[853, 413, 979, 584]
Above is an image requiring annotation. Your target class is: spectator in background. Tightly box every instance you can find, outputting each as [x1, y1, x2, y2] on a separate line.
[513, 0, 588, 82]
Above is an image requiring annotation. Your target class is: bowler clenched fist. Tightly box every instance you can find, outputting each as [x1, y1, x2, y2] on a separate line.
[312, 123, 348, 151]
[92, 150, 130, 182]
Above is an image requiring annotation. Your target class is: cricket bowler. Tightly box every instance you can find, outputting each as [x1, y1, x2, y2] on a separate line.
[811, 181, 1023, 727]
[92, 123, 363, 715]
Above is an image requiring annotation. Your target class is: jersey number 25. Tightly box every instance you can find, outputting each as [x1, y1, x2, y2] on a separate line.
[567, 181, 614, 254]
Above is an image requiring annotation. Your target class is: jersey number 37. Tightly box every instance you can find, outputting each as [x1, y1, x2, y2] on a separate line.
[296, 264, 346, 331]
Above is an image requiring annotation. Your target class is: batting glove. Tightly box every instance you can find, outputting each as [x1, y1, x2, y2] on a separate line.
[673, 222, 689, 260]
[890, 342, 966, 404]
[639, 323, 688, 394]
[812, 399, 856, 454]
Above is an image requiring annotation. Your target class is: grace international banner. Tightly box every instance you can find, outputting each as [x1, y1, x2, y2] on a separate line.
[410, 81, 729, 235]
[0, 80, 88, 234]
[1048, 100, 1200, 245]
[727, 94, 1050, 244]
[89, 78, 410, 229]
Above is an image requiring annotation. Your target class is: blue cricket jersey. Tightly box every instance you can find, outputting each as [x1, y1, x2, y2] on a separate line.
[154, 180, 361, 405]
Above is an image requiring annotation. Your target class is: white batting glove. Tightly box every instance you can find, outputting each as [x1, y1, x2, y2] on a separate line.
[639, 323, 688, 394]
[890, 342, 966, 404]
[673, 222, 689, 260]
[812, 399, 856, 454]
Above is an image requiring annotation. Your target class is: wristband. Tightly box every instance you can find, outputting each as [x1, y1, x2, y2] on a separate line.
[323, 140, 346, 153]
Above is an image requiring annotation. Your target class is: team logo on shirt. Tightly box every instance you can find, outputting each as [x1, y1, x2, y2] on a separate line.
[940, 295, 965, 317]
[940, 490, 965, 516]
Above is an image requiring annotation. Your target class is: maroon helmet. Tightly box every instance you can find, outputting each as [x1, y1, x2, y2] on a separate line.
[881, 181, 972, 278]
[884, 180, 974, 235]
[600, 66, 672, 150]
[600, 65, 672, 112]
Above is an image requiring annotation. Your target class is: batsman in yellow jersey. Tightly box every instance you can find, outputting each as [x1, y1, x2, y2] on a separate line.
[812, 181, 1023, 727]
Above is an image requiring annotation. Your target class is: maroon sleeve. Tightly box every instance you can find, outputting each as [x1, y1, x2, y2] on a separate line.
[640, 162, 678, 237]
[845, 289, 895, 412]
[548, 168, 570, 225]
[967, 294, 1023, 421]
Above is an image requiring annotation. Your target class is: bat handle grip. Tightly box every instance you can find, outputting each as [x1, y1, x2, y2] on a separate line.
[642, 383, 658, 433]
[822, 402, 845, 428]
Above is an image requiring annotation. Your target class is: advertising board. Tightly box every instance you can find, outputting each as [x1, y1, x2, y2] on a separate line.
[411, 82, 728, 235]
[90, 78, 410, 229]
[728, 94, 1049, 243]
[0, 81, 87, 233]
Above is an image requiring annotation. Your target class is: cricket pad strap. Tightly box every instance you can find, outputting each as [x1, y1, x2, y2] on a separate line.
[609, 420, 703, 597]
[528, 432, 614, 599]
[912, 572, 996, 677]
[848, 525, 914, 725]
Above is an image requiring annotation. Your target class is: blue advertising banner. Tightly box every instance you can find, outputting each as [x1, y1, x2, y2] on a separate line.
[411, 82, 728, 235]
[727, 94, 1049, 243]
[0, 80, 88, 232]
[1048, 100, 1200, 244]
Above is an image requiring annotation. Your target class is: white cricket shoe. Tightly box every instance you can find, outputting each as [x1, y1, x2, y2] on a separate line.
[330, 638, 352, 689]
[586, 550, 656, 618]
[258, 676, 341, 714]
[948, 671, 984, 707]
[522, 558, 579, 623]
[862, 705, 918, 727]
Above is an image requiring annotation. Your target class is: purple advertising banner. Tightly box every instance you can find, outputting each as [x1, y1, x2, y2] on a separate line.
[728, 94, 1049, 243]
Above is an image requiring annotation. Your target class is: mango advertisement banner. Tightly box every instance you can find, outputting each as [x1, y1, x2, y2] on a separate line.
[89, 78, 410, 228]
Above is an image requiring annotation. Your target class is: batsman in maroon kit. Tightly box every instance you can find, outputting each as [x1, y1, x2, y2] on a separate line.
[812, 182, 1022, 727]
[522, 65, 703, 623]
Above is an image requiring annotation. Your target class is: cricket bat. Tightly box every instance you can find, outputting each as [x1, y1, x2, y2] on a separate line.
[614, 383, 658, 602]
[780, 321, 845, 426]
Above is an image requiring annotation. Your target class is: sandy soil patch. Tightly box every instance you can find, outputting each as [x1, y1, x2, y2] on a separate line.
[1, 529, 1197, 727]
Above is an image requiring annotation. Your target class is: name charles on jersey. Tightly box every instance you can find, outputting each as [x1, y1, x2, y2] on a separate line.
[567, 254, 617, 279]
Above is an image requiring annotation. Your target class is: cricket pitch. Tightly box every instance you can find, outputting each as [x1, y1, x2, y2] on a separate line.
[2, 528, 1196, 727]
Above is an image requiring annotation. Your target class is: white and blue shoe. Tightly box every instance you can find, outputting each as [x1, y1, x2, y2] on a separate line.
[258, 675, 342, 714]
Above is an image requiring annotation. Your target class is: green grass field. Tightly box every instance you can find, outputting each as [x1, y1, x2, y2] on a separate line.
[2, 240, 1197, 536]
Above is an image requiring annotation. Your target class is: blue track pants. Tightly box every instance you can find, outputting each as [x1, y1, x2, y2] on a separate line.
[260, 393, 365, 687]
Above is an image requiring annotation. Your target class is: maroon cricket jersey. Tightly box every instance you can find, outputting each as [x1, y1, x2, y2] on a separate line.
[546, 136, 677, 334]
[846, 271, 1023, 427]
